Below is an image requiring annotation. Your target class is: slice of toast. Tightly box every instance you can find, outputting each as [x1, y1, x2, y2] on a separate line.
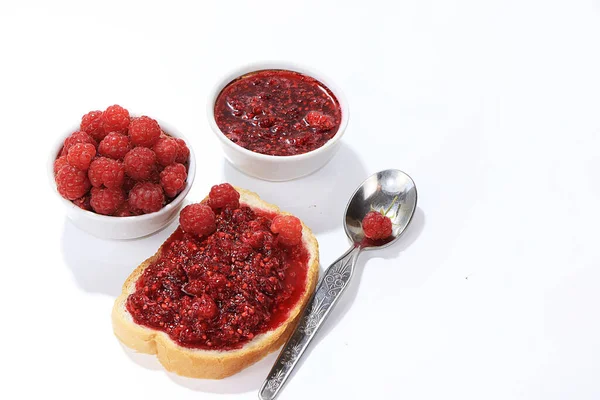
[111, 187, 319, 379]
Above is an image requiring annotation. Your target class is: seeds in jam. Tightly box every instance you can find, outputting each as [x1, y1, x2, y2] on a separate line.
[214, 69, 342, 156]
[126, 189, 309, 351]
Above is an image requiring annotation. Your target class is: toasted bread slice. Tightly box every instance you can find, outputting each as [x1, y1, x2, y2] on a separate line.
[112, 187, 319, 379]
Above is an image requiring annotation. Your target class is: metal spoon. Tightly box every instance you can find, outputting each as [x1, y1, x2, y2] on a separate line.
[259, 169, 418, 400]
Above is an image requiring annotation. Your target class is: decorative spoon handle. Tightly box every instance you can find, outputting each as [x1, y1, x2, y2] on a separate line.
[259, 245, 361, 400]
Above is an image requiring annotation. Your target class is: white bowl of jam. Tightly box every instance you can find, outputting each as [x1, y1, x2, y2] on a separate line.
[207, 62, 349, 181]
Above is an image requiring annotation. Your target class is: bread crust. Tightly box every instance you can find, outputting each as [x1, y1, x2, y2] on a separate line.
[111, 187, 319, 379]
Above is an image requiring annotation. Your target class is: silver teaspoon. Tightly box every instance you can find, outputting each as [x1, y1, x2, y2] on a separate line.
[259, 169, 418, 400]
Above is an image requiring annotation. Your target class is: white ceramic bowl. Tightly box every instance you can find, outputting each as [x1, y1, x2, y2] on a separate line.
[207, 62, 349, 181]
[48, 118, 196, 240]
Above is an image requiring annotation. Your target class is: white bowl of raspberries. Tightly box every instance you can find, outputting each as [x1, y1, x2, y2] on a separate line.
[49, 105, 195, 240]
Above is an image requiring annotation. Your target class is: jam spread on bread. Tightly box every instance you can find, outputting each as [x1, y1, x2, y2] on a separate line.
[214, 69, 342, 156]
[126, 205, 309, 350]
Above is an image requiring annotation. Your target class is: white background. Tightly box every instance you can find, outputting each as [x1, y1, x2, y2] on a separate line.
[2, 0, 600, 399]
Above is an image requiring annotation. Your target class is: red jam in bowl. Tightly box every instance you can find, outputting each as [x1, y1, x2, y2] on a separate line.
[214, 69, 342, 156]
[126, 205, 310, 351]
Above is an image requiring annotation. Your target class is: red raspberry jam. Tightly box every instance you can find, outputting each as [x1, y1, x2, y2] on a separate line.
[126, 205, 309, 350]
[214, 69, 342, 156]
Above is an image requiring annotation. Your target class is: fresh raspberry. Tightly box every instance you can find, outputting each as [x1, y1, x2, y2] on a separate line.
[129, 116, 161, 147]
[62, 131, 96, 155]
[208, 183, 240, 209]
[55, 165, 91, 200]
[54, 156, 69, 175]
[160, 163, 187, 198]
[128, 182, 165, 214]
[123, 147, 156, 180]
[72, 194, 92, 211]
[362, 211, 392, 240]
[152, 136, 178, 166]
[90, 187, 125, 215]
[114, 201, 135, 217]
[80, 110, 106, 141]
[101, 105, 130, 134]
[67, 143, 96, 170]
[174, 137, 190, 163]
[305, 111, 335, 131]
[98, 132, 131, 160]
[179, 203, 216, 236]
[270, 215, 302, 246]
[88, 157, 125, 189]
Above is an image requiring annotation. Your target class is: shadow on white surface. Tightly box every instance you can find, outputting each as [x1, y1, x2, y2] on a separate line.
[223, 143, 368, 234]
[274, 208, 426, 386]
[120, 344, 163, 371]
[317, 207, 426, 338]
[121, 343, 274, 394]
[61, 217, 180, 297]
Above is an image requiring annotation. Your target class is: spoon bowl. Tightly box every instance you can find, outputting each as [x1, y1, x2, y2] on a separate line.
[345, 169, 418, 248]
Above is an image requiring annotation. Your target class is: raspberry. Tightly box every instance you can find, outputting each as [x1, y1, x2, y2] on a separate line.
[174, 137, 190, 163]
[101, 105, 130, 134]
[54, 156, 69, 175]
[88, 157, 125, 189]
[90, 187, 125, 215]
[98, 132, 131, 160]
[179, 203, 216, 236]
[129, 116, 161, 147]
[305, 111, 335, 131]
[152, 136, 178, 166]
[123, 147, 156, 180]
[270, 215, 302, 246]
[114, 201, 135, 217]
[67, 143, 96, 170]
[362, 211, 392, 240]
[128, 182, 165, 214]
[160, 163, 187, 198]
[208, 183, 240, 209]
[55, 165, 91, 200]
[80, 110, 106, 141]
[72, 194, 92, 211]
[62, 131, 96, 155]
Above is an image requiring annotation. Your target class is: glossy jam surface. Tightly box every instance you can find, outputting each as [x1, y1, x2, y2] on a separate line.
[214, 69, 342, 156]
[126, 205, 309, 350]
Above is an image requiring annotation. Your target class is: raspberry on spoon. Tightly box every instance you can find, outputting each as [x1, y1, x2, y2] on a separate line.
[361, 195, 399, 240]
